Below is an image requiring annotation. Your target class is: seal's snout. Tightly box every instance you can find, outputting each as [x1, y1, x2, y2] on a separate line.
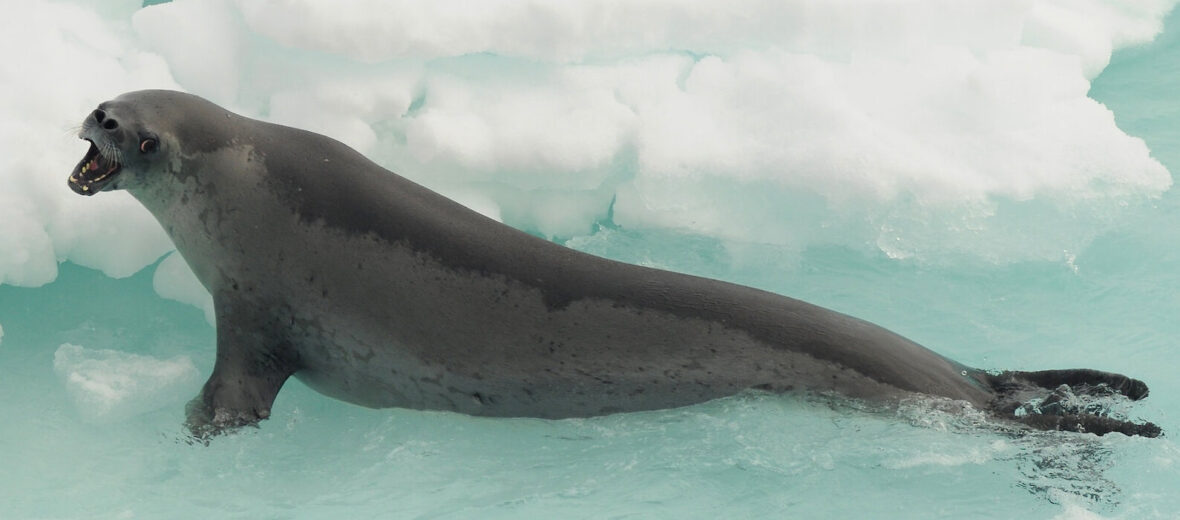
[68, 108, 125, 196]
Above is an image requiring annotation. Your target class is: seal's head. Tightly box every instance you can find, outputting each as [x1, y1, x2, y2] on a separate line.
[69, 101, 162, 196]
[66, 90, 225, 195]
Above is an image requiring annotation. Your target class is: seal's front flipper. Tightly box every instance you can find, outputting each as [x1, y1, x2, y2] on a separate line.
[185, 362, 293, 439]
[1010, 413, 1162, 438]
[186, 302, 298, 440]
[1003, 369, 1149, 400]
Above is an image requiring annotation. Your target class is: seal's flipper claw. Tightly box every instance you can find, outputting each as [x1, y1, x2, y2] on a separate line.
[1001, 369, 1149, 400]
[1010, 413, 1162, 438]
[183, 383, 276, 440]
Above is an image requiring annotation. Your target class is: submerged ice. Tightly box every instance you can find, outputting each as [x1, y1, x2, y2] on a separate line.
[53, 343, 199, 421]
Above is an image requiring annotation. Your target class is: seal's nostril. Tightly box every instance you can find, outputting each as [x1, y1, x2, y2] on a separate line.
[92, 109, 117, 130]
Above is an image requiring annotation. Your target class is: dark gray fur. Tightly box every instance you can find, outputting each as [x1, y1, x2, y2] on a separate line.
[68, 90, 1160, 438]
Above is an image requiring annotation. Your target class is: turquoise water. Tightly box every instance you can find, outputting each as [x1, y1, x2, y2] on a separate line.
[3, 3, 1180, 519]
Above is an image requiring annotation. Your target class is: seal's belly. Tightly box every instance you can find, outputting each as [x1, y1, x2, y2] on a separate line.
[286, 308, 916, 418]
[293, 367, 410, 409]
[290, 336, 435, 410]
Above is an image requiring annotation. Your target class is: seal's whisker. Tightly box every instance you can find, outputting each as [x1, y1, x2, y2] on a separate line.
[100, 140, 122, 165]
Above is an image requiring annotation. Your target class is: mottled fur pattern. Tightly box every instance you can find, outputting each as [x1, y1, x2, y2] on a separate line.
[70, 90, 1160, 440]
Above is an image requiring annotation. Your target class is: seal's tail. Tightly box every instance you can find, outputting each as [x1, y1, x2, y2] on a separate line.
[985, 369, 1161, 438]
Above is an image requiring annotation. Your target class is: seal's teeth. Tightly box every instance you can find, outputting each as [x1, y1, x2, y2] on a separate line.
[69, 176, 78, 182]
[81, 185, 90, 192]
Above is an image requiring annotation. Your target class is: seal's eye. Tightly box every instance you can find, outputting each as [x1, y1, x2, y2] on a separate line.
[139, 138, 157, 154]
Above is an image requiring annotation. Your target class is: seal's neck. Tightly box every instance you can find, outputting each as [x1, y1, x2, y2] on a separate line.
[128, 145, 264, 294]
[128, 176, 221, 294]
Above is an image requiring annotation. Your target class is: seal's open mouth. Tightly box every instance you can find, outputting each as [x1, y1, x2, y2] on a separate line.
[68, 140, 121, 195]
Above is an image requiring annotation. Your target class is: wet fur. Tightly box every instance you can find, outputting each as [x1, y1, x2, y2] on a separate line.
[71, 90, 1161, 439]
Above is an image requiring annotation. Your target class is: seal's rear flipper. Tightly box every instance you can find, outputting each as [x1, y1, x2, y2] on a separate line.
[1009, 413, 1162, 438]
[1000, 369, 1149, 400]
[985, 368, 1160, 438]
